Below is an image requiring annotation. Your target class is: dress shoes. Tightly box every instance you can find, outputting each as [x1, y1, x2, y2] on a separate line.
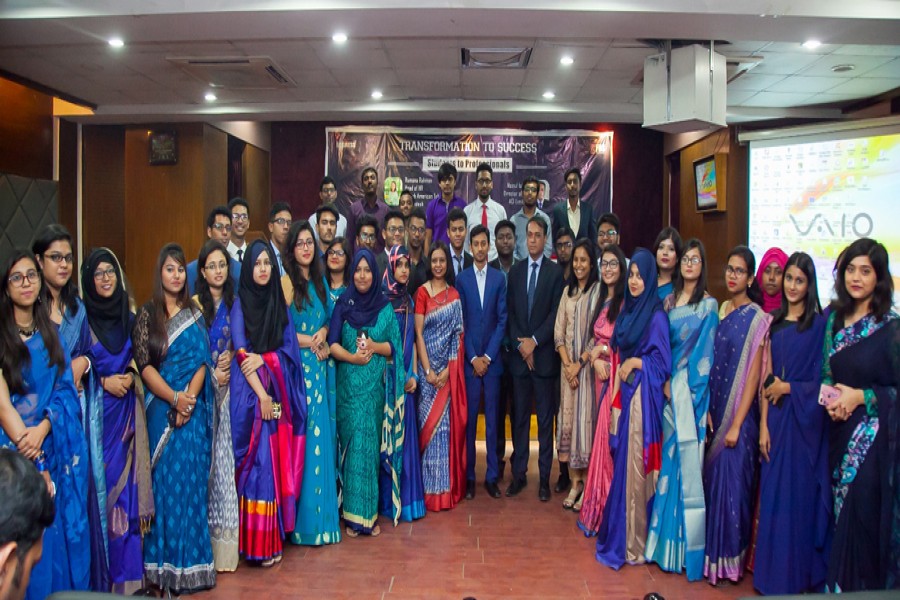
[465, 479, 476, 500]
[554, 474, 571, 494]
[539, 480, 552, 502]
[505, 477, 527, 497]
[484, 480, 502, 499]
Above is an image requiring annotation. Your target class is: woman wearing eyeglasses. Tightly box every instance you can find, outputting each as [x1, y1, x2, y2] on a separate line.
[0, 249, 92, 599]
[645, 238, 718, 581]
[703, 246, 770, 585]
[325, 237, 351, 304]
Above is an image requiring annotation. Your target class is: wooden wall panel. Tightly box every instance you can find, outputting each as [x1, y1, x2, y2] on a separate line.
[82, 125, 126, 262]
[203, 124, 228, 219]
[242, 141, 271, 240]
[57, 119, 79, 256]
[0, 77, 53, 180]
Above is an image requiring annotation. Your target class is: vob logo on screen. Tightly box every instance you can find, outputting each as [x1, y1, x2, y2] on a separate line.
[789, 212, 874, 238]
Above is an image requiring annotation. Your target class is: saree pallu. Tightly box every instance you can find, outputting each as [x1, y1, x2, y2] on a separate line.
[414, 287, 467, 512]
[703, 303, 770, 585]
[595, 310, 670, 569]
[287, 286, 342, 546]
[379, 302, 426, 522]
[0, 333, 91, 600]
[85, 337, 153, 594]
[60, 301, 110, 592]
[754, 316, 830, 595]
[645, 296, 718, 581]
[205, 301, 239, 570]
[230, 299, 307, 561]
[143, 308, 216, 592]
[334, 305, 406, 532]
[823, 311, 900, 592]
[578, 301, 617, 536]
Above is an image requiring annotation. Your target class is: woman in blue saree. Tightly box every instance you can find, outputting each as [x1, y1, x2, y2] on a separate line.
[282, 221, 342, 546]
[754, 251, 830, 594]
[653, 227, 682, 301]
[381, 244, 426, 522]
[645, 239, 718, 581]
[821, 238, 899, 592]
[595, 248, 671, 570]
[132, 243, 215, 593]
[231, 240, 307, 565]
[0, 250, 91, 600]
[80, 248, 153, 594]
[194, 240, 239, 571]
[704, 246, 771, 585]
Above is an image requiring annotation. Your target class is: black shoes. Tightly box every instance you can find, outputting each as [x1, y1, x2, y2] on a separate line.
[539, 480, 552, 502]
[554, 474, 571, 494]
[465, 479, 476, 500]
[484, 480, 502, 499]
[505, 477, 527, 497]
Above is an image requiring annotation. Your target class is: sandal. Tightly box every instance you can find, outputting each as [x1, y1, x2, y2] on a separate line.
[345, 526, 360, 538]
[573, 491, 584, 512]
[563, 481, 584, 510]
[260, 557, 275, 568]
[370, 525, 381, 537]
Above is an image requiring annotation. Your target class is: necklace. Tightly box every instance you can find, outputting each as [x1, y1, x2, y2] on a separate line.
[430, 282, 450, 305]
[17, 321, 37, 338]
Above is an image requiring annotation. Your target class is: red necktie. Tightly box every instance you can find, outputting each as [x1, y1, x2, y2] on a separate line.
[481, 204, 488, 227]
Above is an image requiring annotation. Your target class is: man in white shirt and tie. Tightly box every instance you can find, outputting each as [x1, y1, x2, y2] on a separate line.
[464, 163, 507, 262]
[227, 197, 250, 264]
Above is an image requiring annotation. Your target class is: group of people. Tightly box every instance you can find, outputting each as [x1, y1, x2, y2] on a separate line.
[0, 160, 897, 600]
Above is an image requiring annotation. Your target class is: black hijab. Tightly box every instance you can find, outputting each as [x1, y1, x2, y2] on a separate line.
[238, 240, 288, 353]
[80, 247, 133, 353]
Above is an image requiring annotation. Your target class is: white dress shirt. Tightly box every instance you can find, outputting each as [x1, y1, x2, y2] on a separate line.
[227, 240, 248, 263]
[464, 197, 507, 262]
[474, 263, 487, 308]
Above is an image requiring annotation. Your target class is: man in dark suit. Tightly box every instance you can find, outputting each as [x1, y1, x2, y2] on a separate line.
[186, 205, 241, 294]
[456, 225, 507, 500]
[505, 216, 564, 501]
[376, 209, 406, 280]
[447, 207, 473, 278]
[551, 167, 597, 245]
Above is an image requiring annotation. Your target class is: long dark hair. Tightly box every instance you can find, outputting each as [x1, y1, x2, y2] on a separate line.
[284, 220, 326, 311]
[594, 244, 627, 325]
[654, 226, 683, 278]
[673, 238, 708, 306]
[195, 240, 235, 326]
[32, 224, 79, 317]
[832, 238, 894, 324]
[567, 239, 598, 297]
[0, 251, 66, 394]
[426, 241, 455, 287]
[326, 237, 352, 289]
[145, 244, 192, 368]
[772, 252, 821, 333]
[727, 245, 763, 305]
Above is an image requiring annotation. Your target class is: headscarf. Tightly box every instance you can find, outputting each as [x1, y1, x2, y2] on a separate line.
[382, 244, 410, 311]
[80, 247, 133, 353]
[328, 248, 389, 343]
[238, 239, 288, 353]
[611, 247, 662, 358]
[756, 247, 789, 313]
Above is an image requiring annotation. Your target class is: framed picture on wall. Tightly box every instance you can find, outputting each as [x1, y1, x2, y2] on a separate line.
[693, 153, 727, 212]
[149, 131, 178, 165]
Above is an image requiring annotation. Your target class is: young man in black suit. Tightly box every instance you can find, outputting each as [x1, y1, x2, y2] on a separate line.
[446, 207, 473, 278]
[505, 216, 564, 501]
[551, 167, 597, 244]
[489, 219, 517, 480]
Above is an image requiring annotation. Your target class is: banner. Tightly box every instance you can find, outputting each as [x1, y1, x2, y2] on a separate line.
[325, 126, 613, 220]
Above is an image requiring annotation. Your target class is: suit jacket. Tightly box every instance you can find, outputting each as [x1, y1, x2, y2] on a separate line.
[449, 251, 473, 280]
[375, 249, 390, 284]
[456, 264, 507, 379]
[506, 256, 563, 379]
[408, 257, 428, 299]
[186, 257, 241, 296]
[551, 200, 597, 244]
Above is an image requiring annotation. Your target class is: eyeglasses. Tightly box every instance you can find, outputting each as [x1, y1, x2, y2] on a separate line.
[327, 249, 346, 258]
[523, 186, 539, 193]
[725, 265, 747, 276]
[600, 260, 620, 270]
[8, 270, 39, 287]
[681, 256, 702, 265]
[408, 225, 425, 235]
[271, 218, 292, 227]
[44, 252, 74, 265]
[93, 267, 117, 280]
[321, 188, 337, 196]
[598, 230, 618, 238]
[359, 233, 376, 242]
[476, 178, 492, 185]
[231, 213, 249, 222]
[295, 239, 316, 249]
[386, 226, 406, 235]
[556, 241, 573, 249]
[203, 261, 228, 273]
[211, 223, 232, 233]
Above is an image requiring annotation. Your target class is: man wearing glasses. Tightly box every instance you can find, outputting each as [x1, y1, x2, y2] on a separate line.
[376, 209, 406, 279]
[510, 176, 552, 261]
[347, 167, 389, 254]
[227, 197, 250, 263]
[268, 202, 293, 276]
[406, 207, 428, 297]
[187, 205, 241, 294]
[355, 214, 379, 254]
[308, 176, 347, 241]
[595, 212, 623, 270]
[463, 163, 507, 262]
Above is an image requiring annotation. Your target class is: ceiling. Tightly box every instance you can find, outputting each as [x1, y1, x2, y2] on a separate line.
[0, 1, 898, 125]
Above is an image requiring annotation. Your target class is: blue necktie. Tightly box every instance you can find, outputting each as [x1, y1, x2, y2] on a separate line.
[527, 262, 538, 321]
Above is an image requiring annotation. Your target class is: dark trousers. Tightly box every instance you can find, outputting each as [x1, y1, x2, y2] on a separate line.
[511, 373, 556, 483]
[497, 351, 515, 463]
[464, 373, 500, 483]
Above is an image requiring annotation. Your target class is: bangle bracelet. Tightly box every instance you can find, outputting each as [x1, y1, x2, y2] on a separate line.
[173, 391, 179, 407]
[34, 452, 48, 472]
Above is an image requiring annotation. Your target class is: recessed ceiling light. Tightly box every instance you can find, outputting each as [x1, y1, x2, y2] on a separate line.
[802, 40, 822, 50]
[543, 90, 556, 99]
[332, 32, 348, 44]
[831, 64, 855, 73]
[204, 92, 217, 102]
[560, 56, 574, 66]
[371, 90, 383, 99]
[108, 37, 124, 48]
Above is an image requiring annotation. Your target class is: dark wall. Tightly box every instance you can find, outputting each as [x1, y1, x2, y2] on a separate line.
[0, 77, 53, 180]
[271, 121, 664, 254]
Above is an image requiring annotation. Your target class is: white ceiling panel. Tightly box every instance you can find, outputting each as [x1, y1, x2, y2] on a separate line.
[749, 52, 823, 76]
[286, 70, 341, 88]
[858, 58, 900, 79]
[725, 89, 757, 104]
[329, 67, 400, 88]
[740, 91, 816, 107]
[460, 68, 526, 87]
[764, 76, 846, 93]
[525, 42, 611, 69]
[574, 86, 637, 103]
[832, 45, 900, 57]
[727, 73, 788, 92]
[461, 85, 521, 100]
[800, 54, 894, 77]
[825, 77, 900, 95]
[519, 86, 580, 102]
[387, 47, 458, 69]
[393, 68, 460, 87]
[310, 40, 390, 69]
[522, 67, 592, 87]
[595, 45, 655, 71]
[401, 86, 462, 100]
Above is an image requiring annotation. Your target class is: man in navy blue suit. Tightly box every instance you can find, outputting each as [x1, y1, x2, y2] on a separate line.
[186, 205, 241, 294]
[456, 225, 507, 500]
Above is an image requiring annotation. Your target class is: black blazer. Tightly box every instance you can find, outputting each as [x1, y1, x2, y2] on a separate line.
[506, 256, 564, 378]
[551, 201, 597, 244]
[449, 251, 473, 281]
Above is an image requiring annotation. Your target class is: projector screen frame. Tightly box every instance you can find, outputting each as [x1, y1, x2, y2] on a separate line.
[693, 152, 727, 213]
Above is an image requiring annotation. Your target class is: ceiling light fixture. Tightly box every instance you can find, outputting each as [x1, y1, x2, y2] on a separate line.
[108, 37, 124, 48]
[333, 33, 348, 44]
[560, 56, 574, 66]
[371, 90, 383, 99]
[543, 90, 556, 99]
[802, 40, 822, 50]
[831, 64, 855, 73]
[204, 92, 217, 102]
